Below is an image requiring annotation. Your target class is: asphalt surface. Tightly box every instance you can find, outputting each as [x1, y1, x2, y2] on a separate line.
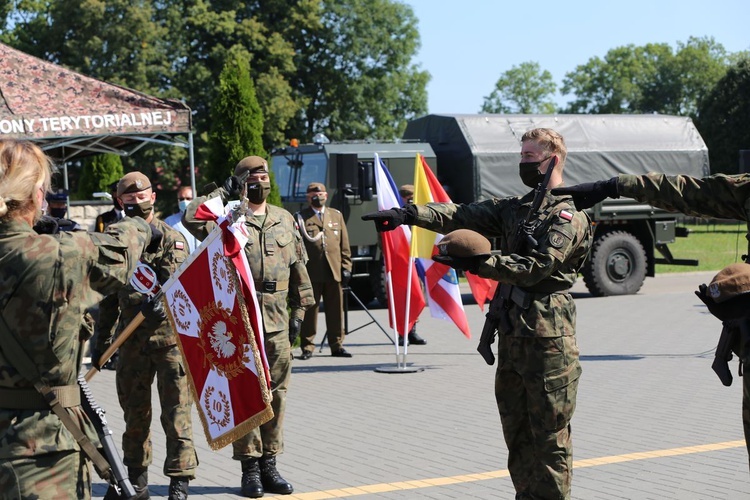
[87, 271, 749, 499]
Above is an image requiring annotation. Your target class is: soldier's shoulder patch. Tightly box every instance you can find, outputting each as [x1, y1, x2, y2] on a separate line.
[559, 210, 573, 222]
[548, 230, 567, 248]
[175, 241, 185, 251]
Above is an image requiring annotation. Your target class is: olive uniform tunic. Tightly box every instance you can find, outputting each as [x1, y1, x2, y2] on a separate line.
[412, 190, 593, 500]
[183, 187, 314, 459]
[0, 217, 151, 498]
[297, 206, 352, 354]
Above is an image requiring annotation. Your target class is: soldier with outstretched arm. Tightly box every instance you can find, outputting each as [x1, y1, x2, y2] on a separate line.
[364, 128, 593, 500]
[553, 171, 750, 469]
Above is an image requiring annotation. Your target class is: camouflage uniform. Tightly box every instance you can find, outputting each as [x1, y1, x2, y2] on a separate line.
[183, 187, 314, 460]
[412, 190, 592, 500]
[618, 172, 750, 468]
[0, 217, 151, 499]
[95, 217, 199, 478]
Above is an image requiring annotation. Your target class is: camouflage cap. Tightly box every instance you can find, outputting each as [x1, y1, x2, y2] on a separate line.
[117, 172, 152, 197]
[399, 184, 414, 198]
[707, 263, 750, 303]
[234, 156, 268, 177]
[436, 229, 492, 258]
[307, 182, 326, 193]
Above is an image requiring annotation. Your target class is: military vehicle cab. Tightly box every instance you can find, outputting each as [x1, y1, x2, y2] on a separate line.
[270, 138, 436, 304]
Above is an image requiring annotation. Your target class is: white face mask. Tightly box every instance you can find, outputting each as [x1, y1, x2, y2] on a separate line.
[178, 199, 190, 212]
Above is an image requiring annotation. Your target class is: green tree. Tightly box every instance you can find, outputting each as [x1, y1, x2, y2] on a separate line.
[695, 54, 750, 174]
[561, 37, 730, 117]
[480, 62, 557, 114]
[77, 154, 124, 200]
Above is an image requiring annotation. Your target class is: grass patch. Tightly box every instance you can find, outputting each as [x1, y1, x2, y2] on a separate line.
[656, 223, 747, 273]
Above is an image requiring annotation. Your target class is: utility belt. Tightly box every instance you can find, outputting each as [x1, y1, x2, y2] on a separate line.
[497, 283, 570, 309]
[254, 280, 289, 293]
[0, 384, 80, 410]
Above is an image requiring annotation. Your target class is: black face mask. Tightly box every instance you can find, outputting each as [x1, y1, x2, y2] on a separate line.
[123, 200, 153, 219]
[49, 207, 67, 219]
[247, 181, 271, 204]
[311, 195, 325, 208]
[518, 157, 549, 188]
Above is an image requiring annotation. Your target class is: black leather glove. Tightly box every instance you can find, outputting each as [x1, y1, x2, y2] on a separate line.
[289, 318, 303, 346]
[89, 345, 103, 370]
[223, 175, 243, 198]
[550, 177, 620, 210]
[361, 205, 416, 232]
[695, 284, 749, 322]
[33, 215, 60, 235]
[341, 269, 352, 288]
[140, 297, 168, 323]
[432, 254, 486, 274]
[146, 224, 163, 253]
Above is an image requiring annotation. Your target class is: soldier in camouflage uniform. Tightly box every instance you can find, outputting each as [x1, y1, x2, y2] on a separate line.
[183, 156, 314, 498]
[94, 171, 198, 500]
[364, 129, 593, 500]
[0, 140, 155, 499]
[553, 171, 750, 471]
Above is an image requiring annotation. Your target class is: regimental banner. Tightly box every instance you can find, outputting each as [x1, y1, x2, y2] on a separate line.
[163, 226, 272, 450]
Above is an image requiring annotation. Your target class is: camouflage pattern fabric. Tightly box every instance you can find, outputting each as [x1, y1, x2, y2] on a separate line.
[0, 217, 151, 496]
[619, 172, 750, 468]
[183, 187, 314, 459]
[413, 190, 592, 499]
[0, 449, 92, 500]
[96, 217, 198, 478]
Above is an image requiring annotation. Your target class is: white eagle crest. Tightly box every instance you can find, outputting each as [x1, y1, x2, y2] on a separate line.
[209, 321, 236, 358]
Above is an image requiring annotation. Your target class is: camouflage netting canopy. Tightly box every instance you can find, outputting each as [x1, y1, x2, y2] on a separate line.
[0, 42, 193, 166]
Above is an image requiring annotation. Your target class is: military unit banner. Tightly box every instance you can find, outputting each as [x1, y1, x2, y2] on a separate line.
[162, 200, 272, 450]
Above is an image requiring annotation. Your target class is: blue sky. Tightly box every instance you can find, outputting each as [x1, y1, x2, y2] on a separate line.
[404, 0, 750, 114]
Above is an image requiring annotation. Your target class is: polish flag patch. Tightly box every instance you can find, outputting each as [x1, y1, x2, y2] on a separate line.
[175, 241, 185, 250]
[559, 210, 573, 222]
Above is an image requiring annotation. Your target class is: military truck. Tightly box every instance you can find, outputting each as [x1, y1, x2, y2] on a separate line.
[403, 113, 710, 296]
[269, 140, 437, 304]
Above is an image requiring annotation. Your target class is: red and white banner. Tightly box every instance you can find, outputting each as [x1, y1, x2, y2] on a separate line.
[162, 199, 272, 450]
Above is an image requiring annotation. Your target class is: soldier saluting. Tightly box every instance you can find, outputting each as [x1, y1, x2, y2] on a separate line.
[364, 128, 593, 500]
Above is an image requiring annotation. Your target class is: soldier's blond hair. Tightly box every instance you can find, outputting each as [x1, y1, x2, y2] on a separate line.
[0, 140, 53, 220]
[521, 128, 567, 169]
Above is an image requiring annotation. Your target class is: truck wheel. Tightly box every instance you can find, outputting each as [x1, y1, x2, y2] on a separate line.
[582, 231, 646, 297]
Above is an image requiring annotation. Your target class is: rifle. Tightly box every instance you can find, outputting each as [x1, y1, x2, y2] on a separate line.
[712, 322, 738, 387]
[78, 374, 136, 498]
[477, 157, 558, 365]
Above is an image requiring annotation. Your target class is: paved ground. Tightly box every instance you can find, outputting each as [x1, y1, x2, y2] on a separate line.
[87, 271, 749, 499]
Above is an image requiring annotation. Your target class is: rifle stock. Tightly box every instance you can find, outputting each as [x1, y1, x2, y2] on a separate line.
[78, 375, 136, 498]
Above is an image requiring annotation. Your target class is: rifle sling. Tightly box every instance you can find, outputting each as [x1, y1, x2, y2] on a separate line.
[0, 385, 80, 410]
[0, 314, 112, 480]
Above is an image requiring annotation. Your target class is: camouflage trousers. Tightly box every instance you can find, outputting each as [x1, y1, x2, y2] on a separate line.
[116, 342, 198, 478]
[0, 450, 91, 499]
[744, 360, 750, 471]
[233, 330, 291, 460]
[495, 334, 582, 500]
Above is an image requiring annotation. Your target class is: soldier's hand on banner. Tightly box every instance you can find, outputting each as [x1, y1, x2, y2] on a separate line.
[147, 224, 163, 253]
[341, 269, 352, 288]
[289, 318, 303, 345]
[141, 297, 168, 323]
[361, 206, 416, 232]
[432, 254, 486, 274]
[89, 346, 103, 370]
[551, 177, 620, 210]
[223, 175, 243, 198]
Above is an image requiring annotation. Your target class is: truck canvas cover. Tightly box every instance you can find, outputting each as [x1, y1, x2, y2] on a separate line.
[403, 114, 710, 204]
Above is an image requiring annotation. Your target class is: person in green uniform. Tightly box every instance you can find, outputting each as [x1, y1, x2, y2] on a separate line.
[94, 171, 198, 500]
[0, 140, 156, 499]
[364, 128, 594, 500]
[553, 171, 750, 471]
[183, 156, 314, 498]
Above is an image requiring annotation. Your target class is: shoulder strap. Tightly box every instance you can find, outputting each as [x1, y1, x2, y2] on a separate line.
[0, 314, 112, 480]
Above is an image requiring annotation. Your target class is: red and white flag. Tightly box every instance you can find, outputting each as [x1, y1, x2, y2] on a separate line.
[162, 198, 272, 450]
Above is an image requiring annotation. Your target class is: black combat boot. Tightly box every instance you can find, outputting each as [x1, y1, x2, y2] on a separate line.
[128, 467, 150, 499]
[168, 477, 189, 500]
[240, 458, 264, 498]
[259, 456, 293, 495]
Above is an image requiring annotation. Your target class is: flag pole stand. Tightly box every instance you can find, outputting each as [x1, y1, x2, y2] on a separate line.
[375, 339, 424, 374]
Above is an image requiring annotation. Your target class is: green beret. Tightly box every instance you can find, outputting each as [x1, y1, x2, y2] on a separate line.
[436, 229, 492, 258]
[117, 172, 152, 197]
[234, 156, 268, 177]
